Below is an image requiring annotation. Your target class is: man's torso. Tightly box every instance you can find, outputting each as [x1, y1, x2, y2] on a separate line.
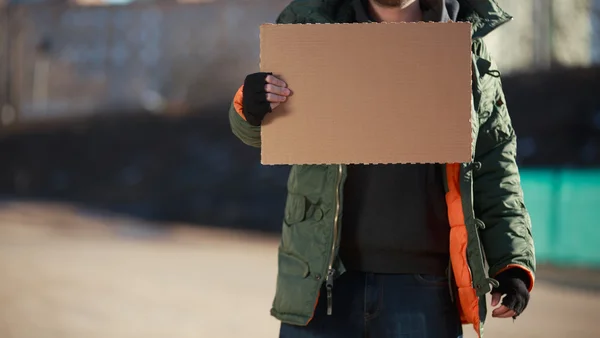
[338, 0, 461, 276]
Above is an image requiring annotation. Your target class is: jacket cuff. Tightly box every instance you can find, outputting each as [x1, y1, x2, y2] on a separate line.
[494, 264, 535, 292]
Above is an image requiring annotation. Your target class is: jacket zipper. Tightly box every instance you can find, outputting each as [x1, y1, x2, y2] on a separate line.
[466, 163, 485, 292]
[325, 164, 343, 315]
[463, 164, 476, 289]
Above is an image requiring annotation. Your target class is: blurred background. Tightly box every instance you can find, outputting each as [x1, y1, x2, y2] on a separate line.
[0, 0, 599, 337]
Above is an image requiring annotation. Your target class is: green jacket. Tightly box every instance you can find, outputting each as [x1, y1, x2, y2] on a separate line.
[228, 0, 536, 336]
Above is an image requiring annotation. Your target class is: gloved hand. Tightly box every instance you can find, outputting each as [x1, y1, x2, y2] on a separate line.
[242, 72, 291, 126]
[491, 268, 531, 319]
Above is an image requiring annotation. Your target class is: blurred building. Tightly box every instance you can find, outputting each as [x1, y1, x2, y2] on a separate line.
[0, 0, 288, 128]
[486, 0, 600, 73]
[1, 0, 599, 125]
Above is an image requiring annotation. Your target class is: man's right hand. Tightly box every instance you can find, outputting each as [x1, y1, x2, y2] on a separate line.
[242, 72, 291, 126]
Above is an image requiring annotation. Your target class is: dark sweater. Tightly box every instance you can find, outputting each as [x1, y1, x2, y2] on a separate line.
[339, 164, 451, 275]
[338, 0, 459, 275]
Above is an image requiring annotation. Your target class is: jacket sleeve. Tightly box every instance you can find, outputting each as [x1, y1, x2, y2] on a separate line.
[473, 46, 536, 291]
[229, 86, 262, 148]
[228, 5, 302, 148]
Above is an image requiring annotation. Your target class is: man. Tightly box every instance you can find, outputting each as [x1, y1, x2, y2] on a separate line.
[228, 0, 536, 337]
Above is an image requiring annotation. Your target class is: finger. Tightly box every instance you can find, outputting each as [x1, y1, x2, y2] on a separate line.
[496, 309, 517, 318]
[265, 75, 287, 88]
[266, 93, 287, 103]
[502, 310, 517, 318]
[265, 84, 291, 96]
[492, 305, 513, 318]
[491, 293, 501, 307]
[270, 102, 280, 110]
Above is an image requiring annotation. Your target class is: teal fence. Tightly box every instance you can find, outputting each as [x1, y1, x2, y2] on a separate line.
[521, 169, 600, 267]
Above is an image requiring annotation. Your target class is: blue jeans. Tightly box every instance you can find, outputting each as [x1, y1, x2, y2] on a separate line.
[279, 271, 463, 338]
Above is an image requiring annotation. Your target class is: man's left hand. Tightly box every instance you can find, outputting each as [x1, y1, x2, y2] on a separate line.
[491, 268, 531, 319]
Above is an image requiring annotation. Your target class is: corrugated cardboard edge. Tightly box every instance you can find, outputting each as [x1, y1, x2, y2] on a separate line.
[259, 22, 473, 166]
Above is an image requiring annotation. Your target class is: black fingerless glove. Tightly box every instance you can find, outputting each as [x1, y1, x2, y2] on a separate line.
[493, 268, 531, 318]
[242, 72, 272, 126]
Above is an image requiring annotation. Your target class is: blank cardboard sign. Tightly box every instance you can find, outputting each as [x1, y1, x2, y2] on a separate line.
[259, 22, 472, 165]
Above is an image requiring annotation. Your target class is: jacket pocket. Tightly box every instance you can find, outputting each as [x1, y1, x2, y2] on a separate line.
[284, 193, 307, 225]
[278, 250, 310, 278]
[272, 250, 319, 321]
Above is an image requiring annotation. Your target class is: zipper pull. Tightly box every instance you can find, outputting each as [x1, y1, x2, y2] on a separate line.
[325, 268, 335, 315]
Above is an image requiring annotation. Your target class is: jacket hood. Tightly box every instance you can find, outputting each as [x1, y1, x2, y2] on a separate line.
[421, 0, 512, 37]
[456, 0, 512, 38]
[303, 0, 512, 38]
[348, 0, 512, 38]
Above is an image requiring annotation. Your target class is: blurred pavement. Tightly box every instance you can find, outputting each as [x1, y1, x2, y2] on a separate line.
[0, 202, 599, 338]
